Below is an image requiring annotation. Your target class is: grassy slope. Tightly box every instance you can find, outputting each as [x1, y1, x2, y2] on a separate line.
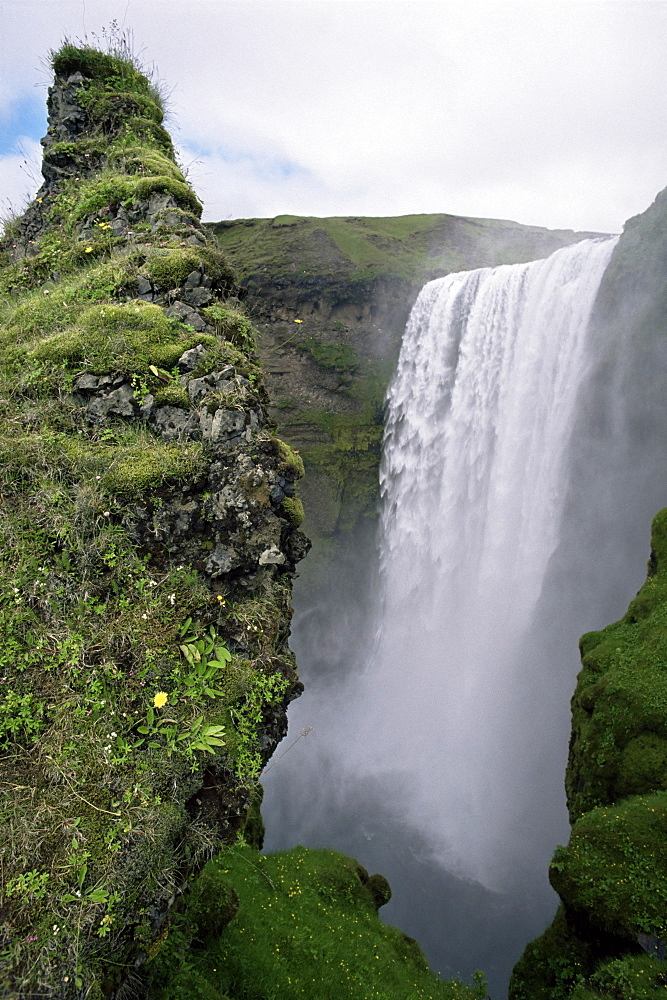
[210, 212, 605, 291]
[146, 845, 486, 1000]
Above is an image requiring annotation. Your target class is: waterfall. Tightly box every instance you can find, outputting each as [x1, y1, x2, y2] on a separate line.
[344, 237, 619, 889]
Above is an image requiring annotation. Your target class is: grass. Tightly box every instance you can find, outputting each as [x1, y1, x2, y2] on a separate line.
[146, 844, 487, 1000]
[0, 37, 305, 998]
[208, 213, 605, 294]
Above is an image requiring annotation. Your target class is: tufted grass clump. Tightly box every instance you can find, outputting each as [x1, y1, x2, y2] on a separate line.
[107, 145, 185, 182]
[146, 844, 487, 1000]
[100, 436, 205, 494]
[57, 170, 202, 224]
[52, 43, 160, 104]
[147, 247, 206, 288]
[26, 300, 217, 375]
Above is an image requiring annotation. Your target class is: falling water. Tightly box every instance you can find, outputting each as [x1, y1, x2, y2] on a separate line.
[263, 236, 625, 993]
[344, 237, 619, 889]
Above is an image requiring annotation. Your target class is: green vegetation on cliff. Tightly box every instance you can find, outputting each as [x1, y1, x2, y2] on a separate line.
[0, 39, 307, 999]
[209, 212, 603, 298]
[510, 512, 667, 1000]
[0, 35, 489, 1000]
[146, 844, 486, 1000]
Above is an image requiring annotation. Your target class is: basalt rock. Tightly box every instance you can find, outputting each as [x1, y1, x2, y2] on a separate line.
[0, 43, 308, 1000]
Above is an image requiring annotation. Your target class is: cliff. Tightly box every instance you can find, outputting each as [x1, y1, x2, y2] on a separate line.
[510, 187, 667, 1000]
[0, 41, 487, 1000]
[0, 42, 309, 998]
[207, 214, 604, 548]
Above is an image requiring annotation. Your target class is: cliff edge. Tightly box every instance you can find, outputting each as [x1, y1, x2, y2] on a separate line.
[0, 41, 308, 998]
[510, 184, 667, 1000]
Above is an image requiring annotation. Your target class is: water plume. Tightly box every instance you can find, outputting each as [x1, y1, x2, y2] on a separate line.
[345, 237, 618, 888]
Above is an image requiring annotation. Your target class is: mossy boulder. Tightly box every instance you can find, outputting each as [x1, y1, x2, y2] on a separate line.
[567, 509, 667, 820]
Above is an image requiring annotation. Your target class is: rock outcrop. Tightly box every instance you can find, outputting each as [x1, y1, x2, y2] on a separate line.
[0, 42, 308, 999]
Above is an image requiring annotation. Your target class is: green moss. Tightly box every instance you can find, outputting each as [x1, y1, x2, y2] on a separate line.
[107, 145, 185, 182]
[616, 733, 667, 798]
[569, 954, 667, 1000]
[146, 247, 203, 288]
[52, 45, 156, 99]
[26, 300, 216, 375]
[101, 440, 205, 494]
[550, 792, 667, 940]
[86, 90, 164, 128]
[187, 869, 239, 945]
[648, 506, 667, 574]
[153, 383, 191, 409]
[299, 337, 359, 373]
[202, 304, 255, 352]
[196, 247, 236, 285]
[278, 497, 305, 528]
[50, 138, 106, 161]
[274, 438, 305, 479]
[509, 906, 593, 1000]
[68, 172, 201, 223]
[566, 510, 667, 819]
[146, 845, 486, 1000]
[145, 246, 235, 290]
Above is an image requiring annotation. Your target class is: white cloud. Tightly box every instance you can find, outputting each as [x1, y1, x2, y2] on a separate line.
[0, 0, 666, 231]
[0, 138, 43, 231]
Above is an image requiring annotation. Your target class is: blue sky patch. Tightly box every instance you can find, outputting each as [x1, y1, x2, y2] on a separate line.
[0, 93, 47, 155]
[181, 138, 308, 184]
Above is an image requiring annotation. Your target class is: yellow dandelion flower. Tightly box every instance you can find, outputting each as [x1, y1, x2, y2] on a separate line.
[153, 691, 168, 708]
[85, 247, 93, 253]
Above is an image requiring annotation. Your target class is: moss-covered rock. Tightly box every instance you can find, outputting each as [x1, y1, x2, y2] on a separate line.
[566, 509, 667, 820]
[550, 792, 667, 940]
[511, 513, 667, 998]
[0, 39, 309, 1000]
[145, 845, 486, 1000]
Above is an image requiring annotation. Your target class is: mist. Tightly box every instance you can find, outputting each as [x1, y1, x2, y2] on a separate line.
[262, 229, 667, 999]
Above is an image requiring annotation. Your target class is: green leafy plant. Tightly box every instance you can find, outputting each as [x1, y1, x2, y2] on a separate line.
[0, 689, 46, 746]
[178, 618, 232, 699]
[5, 869, 50, 903]
[231, 671, 290, 780]
[136, 699, 226, 758]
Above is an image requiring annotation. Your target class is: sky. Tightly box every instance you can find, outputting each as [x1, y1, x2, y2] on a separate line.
[0, 0, 666, 234]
